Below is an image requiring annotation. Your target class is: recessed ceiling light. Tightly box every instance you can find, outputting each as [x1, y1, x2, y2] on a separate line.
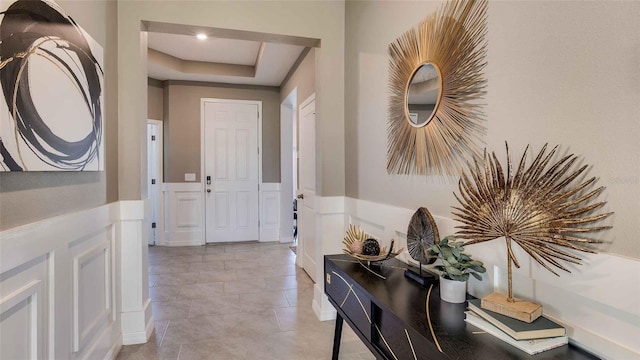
[196, 33, 207, 40]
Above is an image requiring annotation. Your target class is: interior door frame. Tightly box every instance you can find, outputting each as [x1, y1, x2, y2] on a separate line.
[147, 119, 164, 246]
[200, 98, 263, 244]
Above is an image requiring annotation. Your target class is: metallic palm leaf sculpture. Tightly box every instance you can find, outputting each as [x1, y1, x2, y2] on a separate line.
[452, 142, 613, 302]
[387, 0, 487, 175]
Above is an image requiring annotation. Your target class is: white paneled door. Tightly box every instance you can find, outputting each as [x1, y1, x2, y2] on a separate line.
[298, 95, 316, 282]
[203, 100, 260, 243]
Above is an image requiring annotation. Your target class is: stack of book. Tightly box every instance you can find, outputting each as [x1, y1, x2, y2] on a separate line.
[465, 299, 568, 355]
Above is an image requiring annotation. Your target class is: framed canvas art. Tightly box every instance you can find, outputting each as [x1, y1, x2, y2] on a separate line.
[0, 0, 104, 171]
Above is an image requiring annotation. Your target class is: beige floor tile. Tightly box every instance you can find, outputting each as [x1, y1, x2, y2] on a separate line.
[202, 252, 236, 261]
[260, 264, 299, 277]
[223, 259, 257, 270]
[187, 261, 225, 272]
[177, 337, 247, 360]
[232, 249, 264, 260]
[153, 320, 169, 344]
[264, 274, 299, 290]
[188, 294, 242, 317]
[223, 277, 268, 295]
[154, 272, 199, 287]
[116, 336, 179, 360]
[178, 282, 224, 300]
[149, 286, 180, 302]
[258, 254, 296, 266]
[221, 311, 281, 338]
[244, 331, 317, 360]
[161, 315, 226, 346]
[197, 269, 237, 283]
[118, 243, 374, 360]
[151, 299, 191, 321]
[149, 263, 191, 275]
[239, 290, 289, 314]
[284, 285, 314, 306]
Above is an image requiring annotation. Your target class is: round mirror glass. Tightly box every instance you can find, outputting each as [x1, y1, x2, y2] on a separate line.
[406, 63, 442, 127]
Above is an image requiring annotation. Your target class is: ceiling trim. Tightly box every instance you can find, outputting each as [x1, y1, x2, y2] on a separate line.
[254, 42, 266, 75]
[148, 48, 255, 78]
[280, 47, 312, 87]
[142, 20, 321, 48]
[148, 78, 163, 87]
[165, 80, 280, 92]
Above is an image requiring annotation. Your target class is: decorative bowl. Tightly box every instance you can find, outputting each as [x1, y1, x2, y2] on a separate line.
[342, 224, 403, 263]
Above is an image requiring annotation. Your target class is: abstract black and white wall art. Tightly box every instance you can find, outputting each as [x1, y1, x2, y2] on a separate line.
[0, 0, 104, 171]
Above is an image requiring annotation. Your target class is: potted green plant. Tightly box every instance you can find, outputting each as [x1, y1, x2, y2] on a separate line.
[427, 236, 486, 303]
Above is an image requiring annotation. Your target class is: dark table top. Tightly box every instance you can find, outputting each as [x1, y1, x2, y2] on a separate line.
[325, 254, 599, 360]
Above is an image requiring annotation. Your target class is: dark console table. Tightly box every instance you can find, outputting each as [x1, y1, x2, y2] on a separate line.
[324, 254, 598, 360]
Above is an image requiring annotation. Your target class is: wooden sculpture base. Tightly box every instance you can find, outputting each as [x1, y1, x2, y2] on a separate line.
[480, 292, 542, 323]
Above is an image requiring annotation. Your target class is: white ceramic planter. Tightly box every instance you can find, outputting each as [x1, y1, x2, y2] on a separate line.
[439, 276, 467, 303]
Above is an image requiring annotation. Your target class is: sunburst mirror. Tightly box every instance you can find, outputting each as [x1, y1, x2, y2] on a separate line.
[388, 0, 487, 175]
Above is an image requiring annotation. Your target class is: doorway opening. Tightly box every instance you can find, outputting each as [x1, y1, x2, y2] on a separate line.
[280, 88, 298, 247]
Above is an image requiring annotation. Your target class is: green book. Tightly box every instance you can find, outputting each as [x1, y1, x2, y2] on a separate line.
[468, 299, 566, 340]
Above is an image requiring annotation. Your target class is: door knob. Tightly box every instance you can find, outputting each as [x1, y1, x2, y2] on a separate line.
[206, 189, 211, 193]
[297, 194, 304, 199]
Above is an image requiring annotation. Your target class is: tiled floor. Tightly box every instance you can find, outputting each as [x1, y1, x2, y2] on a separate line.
[116, 242, 374, 360]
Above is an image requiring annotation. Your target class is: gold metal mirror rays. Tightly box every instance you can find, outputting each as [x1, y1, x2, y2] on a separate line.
[388, 0, 487, 175]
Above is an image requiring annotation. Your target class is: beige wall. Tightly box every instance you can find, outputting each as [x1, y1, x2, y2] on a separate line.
[0, 0, 118, 230]
[164, 82, 281, 183]
[148, 78, 164, 120]
[345, 1, 640, 258]
[281, 48, 316, 105]
[118, 0, 345, 198]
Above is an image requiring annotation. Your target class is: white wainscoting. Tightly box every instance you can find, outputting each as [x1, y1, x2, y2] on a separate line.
[314, 197, 639, 359]
[163, 183, 204, 246]
[163, 182, 281, 245]
[0, 201, 151, 360]
[260, 183, 281, 242]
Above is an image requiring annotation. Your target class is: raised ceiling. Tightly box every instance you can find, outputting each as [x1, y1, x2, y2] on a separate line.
[146, 22, 313, 87]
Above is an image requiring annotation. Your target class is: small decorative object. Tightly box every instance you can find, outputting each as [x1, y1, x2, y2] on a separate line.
[404, 207, 440, 286]
[343, 224, 403, 263]
[349, 240, 364, 255]
[362, 238, 380, 256]
[427, 236, 486, 303]
[452, 143, 613, 321]
[387, 0, 487, 175]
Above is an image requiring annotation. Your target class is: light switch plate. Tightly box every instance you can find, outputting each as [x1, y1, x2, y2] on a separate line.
[185, 173, 196, 182]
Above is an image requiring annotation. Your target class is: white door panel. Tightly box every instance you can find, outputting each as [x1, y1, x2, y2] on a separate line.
[298, 96, 317, 282]
[204, 101, 259, 243]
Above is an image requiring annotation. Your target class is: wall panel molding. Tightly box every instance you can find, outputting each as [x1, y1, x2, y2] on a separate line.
[0, 279, 43, 360]
[260, 183, 280, 242]
[163, 183, 204, 246]
[72, 241, 111, 352]
[0, 200, 151, 359]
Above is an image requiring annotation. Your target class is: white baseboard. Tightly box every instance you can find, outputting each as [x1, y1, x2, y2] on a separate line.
[312, 283, 337, 321]
[103, 339, 122, 360]
[121, 299, 153, 345]
[279, 236, 294, 244]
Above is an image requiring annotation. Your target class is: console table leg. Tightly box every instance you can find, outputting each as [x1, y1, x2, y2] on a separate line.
[332, 314, 344, 360]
